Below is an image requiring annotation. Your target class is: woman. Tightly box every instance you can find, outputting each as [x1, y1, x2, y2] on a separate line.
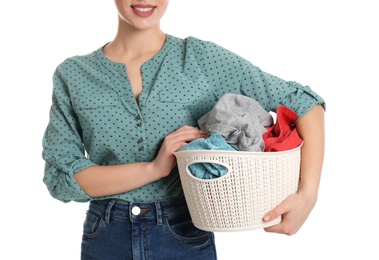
[42, 1, 325, 259]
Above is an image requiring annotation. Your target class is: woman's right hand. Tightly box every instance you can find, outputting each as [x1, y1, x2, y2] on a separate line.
[151, 125, 208, 178]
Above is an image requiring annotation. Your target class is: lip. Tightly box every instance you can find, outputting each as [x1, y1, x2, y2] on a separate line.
[131, 4, 156, 18]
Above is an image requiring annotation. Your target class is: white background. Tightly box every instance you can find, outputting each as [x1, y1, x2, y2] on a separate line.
[1, 0, 378, 259]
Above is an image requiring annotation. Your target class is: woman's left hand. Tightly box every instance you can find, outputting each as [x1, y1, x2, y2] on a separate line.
[262, 192, 317, 235]
[263, 105, 324, 235]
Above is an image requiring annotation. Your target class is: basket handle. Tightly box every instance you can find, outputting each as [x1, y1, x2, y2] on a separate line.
[183, 158, 232, 181]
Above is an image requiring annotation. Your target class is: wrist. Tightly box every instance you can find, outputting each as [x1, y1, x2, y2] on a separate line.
[145, 161, 162, 181]
[298, 186, 318, 206]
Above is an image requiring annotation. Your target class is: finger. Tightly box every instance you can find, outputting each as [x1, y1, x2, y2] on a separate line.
[263, 217, 298, 236]
[167, 128, 208, 143]
[264, 221, 285, 234]
[161, 133, 207, 156]
[262, 203, 287, 223]
[176, 125, 208, 135]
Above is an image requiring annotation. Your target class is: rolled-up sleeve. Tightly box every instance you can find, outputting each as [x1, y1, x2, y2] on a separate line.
[42, 64, 96, 203]
[240, 64, 325, 118]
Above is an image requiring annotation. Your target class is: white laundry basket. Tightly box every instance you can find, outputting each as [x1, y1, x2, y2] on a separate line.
[174, 144, 302, 232]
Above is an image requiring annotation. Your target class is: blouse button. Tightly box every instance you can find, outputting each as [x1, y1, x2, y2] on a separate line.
[136, 115, 141, 120]
[139, 147, 144, 151]
[138, 138, 143, 143]
[136, 122, 142, 127]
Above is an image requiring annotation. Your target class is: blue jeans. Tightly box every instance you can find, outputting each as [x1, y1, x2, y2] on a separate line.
[81, 197, 217, 260]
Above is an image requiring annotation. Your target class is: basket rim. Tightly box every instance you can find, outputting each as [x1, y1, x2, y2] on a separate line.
[174, 142, 303, 158]
[174, 143, 302, 183]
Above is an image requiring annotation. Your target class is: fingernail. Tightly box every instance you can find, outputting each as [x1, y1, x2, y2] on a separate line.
[263, 215, 271, 221]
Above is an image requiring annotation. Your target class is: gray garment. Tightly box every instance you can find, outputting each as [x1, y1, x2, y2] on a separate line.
[198, 93, 273, 152]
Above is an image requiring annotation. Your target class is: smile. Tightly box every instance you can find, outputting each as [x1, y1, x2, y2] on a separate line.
[133, 7, 154, 12]
[131, 4, 156, 17]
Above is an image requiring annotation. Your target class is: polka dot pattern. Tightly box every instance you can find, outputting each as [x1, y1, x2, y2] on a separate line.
[42, 34, 325, 203]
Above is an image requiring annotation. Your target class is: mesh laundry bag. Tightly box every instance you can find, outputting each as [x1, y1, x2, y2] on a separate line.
[174, 144, 301, 232]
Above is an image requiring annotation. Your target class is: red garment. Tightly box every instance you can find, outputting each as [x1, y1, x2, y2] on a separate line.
[263, 106, 303, 152]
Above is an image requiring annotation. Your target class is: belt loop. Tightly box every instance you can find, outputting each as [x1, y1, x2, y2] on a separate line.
[155, 201, 163, 225]
[104, 200, 115, 224]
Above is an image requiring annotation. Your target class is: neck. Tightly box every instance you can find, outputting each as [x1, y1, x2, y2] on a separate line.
[105, 21, 166, 60]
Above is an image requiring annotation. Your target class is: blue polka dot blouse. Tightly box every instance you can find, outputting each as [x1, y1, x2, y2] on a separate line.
[42, 34, 325, 203]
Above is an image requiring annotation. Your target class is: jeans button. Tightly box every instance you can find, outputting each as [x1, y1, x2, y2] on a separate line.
[132, 206, 141, 216]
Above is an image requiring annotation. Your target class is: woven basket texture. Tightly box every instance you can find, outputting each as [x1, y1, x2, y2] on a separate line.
[174, 145, 301, 232]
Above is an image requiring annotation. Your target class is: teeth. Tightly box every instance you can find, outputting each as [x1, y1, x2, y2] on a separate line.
[134, 7, 153, 12]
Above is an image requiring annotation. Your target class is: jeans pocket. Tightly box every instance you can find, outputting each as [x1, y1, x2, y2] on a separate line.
[82, 210, 104, 239]
[164, 213, 211, 244]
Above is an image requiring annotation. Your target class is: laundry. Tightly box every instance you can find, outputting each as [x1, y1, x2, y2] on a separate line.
[179, 132, 236, 179]
[263, 106, 303, 152]
[181, 95, 302, 180]
[198, 93, 273, 152]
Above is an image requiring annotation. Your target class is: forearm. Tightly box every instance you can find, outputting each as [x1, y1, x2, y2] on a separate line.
[74, 162, 160, 198]
[73, 125, 207, 199]
[296, 104, 325, 202]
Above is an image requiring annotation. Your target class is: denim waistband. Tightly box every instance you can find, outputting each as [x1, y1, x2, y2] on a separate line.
[88, 196, 189, 225]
